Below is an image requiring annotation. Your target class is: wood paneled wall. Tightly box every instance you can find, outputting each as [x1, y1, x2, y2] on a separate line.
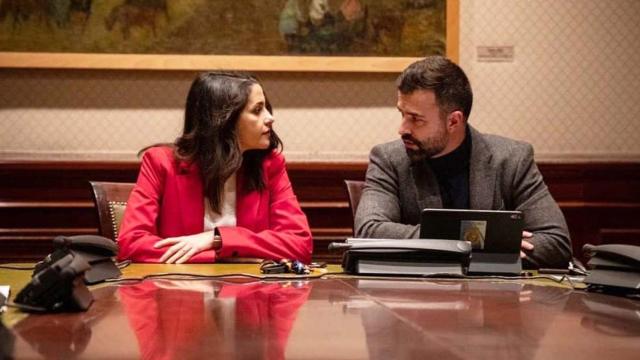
[1, 160, 638, 264]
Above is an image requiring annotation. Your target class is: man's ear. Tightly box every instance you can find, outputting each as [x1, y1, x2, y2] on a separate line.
[446, 110, 464, 132]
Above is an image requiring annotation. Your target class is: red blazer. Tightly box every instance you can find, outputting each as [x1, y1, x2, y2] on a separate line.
[117, 146, 313, 263]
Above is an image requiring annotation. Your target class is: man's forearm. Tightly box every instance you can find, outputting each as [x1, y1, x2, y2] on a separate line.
[356, 221, 420, 239]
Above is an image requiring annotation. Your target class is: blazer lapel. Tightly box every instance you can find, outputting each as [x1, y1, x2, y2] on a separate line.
[468, 126, 497, 209]
[235, 168, 261, 229]
[176, 160, 204, 234]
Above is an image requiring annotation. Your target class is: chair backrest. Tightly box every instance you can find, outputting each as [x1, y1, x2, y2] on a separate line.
[343, 180, 365, 234]
[89, 181, 135, 241]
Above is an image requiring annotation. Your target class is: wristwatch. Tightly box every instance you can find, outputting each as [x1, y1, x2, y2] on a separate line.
[213, 234, 222, 250]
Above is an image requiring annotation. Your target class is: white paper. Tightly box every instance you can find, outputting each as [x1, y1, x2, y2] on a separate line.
[0, 285, 9, 313]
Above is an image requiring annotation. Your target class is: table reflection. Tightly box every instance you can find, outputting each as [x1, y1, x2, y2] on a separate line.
[6, 274, 640, 360]
[118, 279, 311, 360]
[342, 279, 573, 360]
[579, 292, 640, 337]
[11, 286, 118, 359]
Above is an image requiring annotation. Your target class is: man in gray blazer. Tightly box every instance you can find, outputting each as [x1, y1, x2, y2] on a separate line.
[355, 56, 572, 269]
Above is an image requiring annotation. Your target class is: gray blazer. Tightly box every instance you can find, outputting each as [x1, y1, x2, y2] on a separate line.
[354, 126, 572, 268]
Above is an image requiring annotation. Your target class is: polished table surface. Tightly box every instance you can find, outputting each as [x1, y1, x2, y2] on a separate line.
[1, 264, 639, 359]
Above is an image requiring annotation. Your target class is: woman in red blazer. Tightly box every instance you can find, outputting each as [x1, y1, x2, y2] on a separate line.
[117, 72, 313, 264]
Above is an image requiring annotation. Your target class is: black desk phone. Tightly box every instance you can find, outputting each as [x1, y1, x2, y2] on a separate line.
[14, 235, 121, 312]
[583, 243, 640, 295]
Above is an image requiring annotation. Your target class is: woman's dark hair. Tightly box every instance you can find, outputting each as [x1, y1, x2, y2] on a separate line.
[174, 71, 282, 212]
[397, 56, 473, 121]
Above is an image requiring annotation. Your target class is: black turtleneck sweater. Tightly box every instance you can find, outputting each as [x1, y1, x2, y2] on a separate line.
[426, 128, 472, 209]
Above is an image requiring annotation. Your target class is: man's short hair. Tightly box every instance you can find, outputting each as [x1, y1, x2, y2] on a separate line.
[397, 56, 473, 120]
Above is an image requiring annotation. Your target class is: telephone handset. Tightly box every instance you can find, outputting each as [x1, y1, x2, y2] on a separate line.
[54, 235, 118, 257]
[583, 244, 640, 268]
[35, 235, 121, 285]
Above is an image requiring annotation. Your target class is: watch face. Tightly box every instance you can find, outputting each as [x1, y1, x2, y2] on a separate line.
[213, 234, 222, 250]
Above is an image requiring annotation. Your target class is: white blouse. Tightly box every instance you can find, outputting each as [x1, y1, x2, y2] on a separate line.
[203, 173, 237, 231]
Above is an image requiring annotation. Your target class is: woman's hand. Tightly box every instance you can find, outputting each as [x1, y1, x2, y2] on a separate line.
[154, 231, 216, 264]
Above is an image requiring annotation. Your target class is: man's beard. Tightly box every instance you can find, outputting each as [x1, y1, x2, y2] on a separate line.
[402, 132, 448, 163]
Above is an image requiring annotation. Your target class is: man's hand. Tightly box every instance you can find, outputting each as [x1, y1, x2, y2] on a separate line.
[154, 231, 216, 264]
[520, 230, 534, 258]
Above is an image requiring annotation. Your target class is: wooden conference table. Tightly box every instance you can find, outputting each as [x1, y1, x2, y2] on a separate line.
[1, 264, 639, 359]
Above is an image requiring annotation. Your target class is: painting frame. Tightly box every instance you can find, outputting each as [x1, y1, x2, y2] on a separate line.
[0, 0, 458, 72]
